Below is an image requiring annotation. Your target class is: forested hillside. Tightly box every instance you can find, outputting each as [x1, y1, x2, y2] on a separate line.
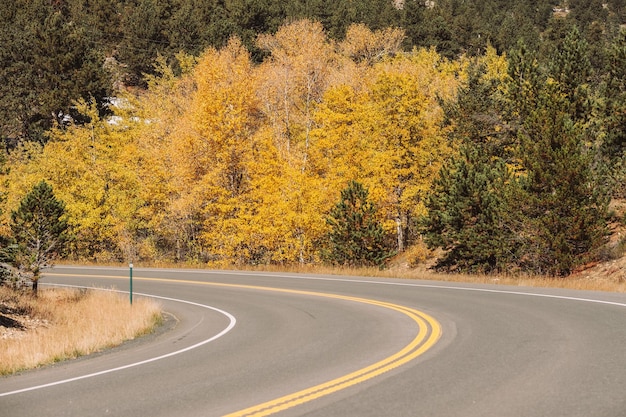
[3, 0, 625, 144]
[0, 1, 625, 276]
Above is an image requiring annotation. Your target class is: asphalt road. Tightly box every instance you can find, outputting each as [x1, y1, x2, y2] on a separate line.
[2, 266, 626, 417]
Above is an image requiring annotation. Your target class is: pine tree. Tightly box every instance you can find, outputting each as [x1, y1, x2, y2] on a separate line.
[422, 54, 515, 273]
[323, 181, 394, 267]
[442, 54, 512, 158]
[601, 32, 626, 197]
[167, 0, 235, 57]
[0, 0, 111, 145]
[423, 41, 609, 276]
[10, 181, 68, 294]
[549, 27, 593, 124]
[510, 83, 609, 275]
[422, 145, 514, 273]
[117, 0, 173, 87]
[505, 41, 609, 275]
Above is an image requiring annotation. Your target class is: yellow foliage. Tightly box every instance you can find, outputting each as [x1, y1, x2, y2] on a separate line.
[339, 24, 405, 65]
[0, 19, 466, 265]
[483, 44, 509, 83]
[3, 99, 145, 260]
[404, 241, 433, 267]
[308, 49, 461, 252]
[256, 19, 339, 167]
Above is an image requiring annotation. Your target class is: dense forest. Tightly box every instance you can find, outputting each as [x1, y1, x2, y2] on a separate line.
[0, 0, 625, 277]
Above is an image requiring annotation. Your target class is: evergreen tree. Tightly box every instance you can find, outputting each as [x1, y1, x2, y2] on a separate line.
[504, 42, 546, 125]
[568, 0, 609, 30]
[424, 41, 609, 276]
[422, 145, 514, 273]
[232, 0, 289, 62]
[323, 181, 394, 267]
[510, 83, 609, 275]
[10, 181, 68, 294]
[442, 57, 512, 158]
[69, 0, 124, 56]
[505, 42, 609, 275]
[423, 56, 516, 273]
[403, 3, 460, 58]
[549, 26, 594, 123]
[0, 0, 111, 145]
[601, 32, 626, 197]
[167, 0, 235, 56]
[0, 238, 17, 287]
[117, 0, 173, 87]
[495, 1, 549, 54]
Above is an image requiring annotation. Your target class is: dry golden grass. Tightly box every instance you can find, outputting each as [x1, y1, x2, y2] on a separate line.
[0, 287, 161, 375]
[60, 255, 626, 294]
[264, 263, 626, 292]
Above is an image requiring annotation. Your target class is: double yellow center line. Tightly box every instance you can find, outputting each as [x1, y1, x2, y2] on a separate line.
[46, 273, 441, 416]
[224, 290, 441, 416]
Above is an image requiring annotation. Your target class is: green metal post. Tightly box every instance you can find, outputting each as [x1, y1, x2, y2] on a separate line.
[129, 263, 133, 305]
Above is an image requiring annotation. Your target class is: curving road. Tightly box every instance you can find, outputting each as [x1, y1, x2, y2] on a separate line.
[2, 266, 626, 417]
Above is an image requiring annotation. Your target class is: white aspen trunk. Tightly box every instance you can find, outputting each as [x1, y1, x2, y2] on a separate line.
[396, 216, 405, 253]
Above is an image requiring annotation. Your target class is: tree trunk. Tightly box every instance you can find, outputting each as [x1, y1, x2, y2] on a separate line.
[396, 216, 405, 253]
[32, 278, 39, 296]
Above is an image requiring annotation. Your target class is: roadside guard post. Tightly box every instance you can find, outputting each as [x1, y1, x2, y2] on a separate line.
[129, 263, 133, 305]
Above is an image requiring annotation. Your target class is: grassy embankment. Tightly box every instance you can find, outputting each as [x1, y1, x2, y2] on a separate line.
[0, 287, 162, 375]
[250, 263, 626, 292]
[83, 257, 626, 293]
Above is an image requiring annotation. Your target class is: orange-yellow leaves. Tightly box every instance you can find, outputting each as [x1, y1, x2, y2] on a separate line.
[309, 50, 461, 250]
[257, 20, 339, 165]
[1, 19, 473, 265]
[339, 24, 405, 65]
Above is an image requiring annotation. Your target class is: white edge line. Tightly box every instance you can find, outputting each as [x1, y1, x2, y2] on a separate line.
[0, 284, 237, 397]
[207, 271, 626, 308]
[305, 277, 626, 308]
